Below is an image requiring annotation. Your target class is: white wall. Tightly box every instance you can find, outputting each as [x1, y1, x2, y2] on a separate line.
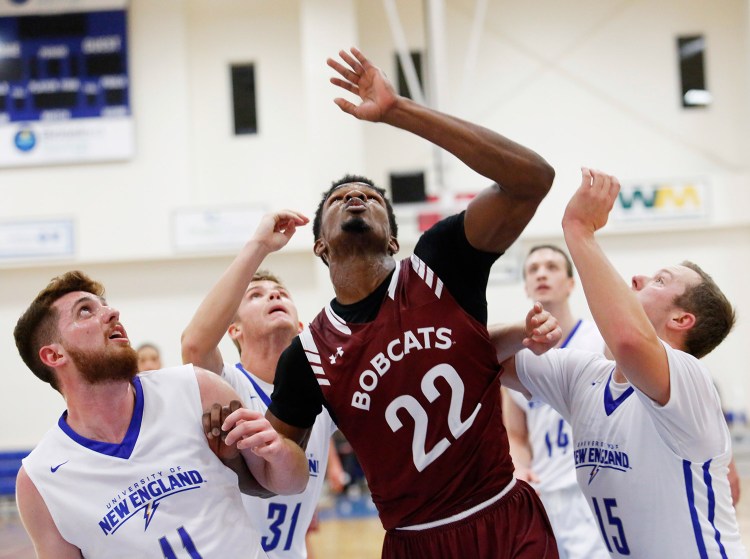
[1, 0, 748, 448]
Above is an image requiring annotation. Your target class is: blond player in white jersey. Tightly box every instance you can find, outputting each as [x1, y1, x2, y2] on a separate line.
[182, 210, 341, 559]
[500, 169, 745, 558]
[503, 245, 609, 559]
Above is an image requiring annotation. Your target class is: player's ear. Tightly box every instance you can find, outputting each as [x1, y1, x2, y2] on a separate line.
[388, 237, 399, 256]
[39, 343, 65, 369]
[670, 310, 696, 332]
[228, 323, 241, 341]
[297, 321, 304, 333]
[314, 238, 329, 266]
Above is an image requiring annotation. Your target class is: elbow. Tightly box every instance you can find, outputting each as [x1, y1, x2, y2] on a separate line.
[286, 466, 310, 496]
[289, 469, 310, 495]
[180, 333, 201, 365]
[532, 159, 555, 198]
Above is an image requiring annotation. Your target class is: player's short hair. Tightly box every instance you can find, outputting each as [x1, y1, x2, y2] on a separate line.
[231, 270, 288, 355]
[524, 244, 574, 278]
[674, 261, 736, 358]
[14, 271, 105, 392]
[312, 174, 398, 247]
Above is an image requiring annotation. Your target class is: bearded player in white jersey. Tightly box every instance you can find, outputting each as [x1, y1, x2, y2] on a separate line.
[14, 267, 308, 558]
[501, 168, 746, 558]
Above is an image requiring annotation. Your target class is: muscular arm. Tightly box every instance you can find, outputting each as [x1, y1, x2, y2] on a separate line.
[16, 467, 82, 559]
[329, 47, 554, 255]
[563, 169, 670, 404]
[181, 211, 308, 374]
[196, 367, 308, 496]
[384, 100, 554, 255]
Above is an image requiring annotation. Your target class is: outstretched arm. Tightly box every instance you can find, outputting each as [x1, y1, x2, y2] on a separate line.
[562, 168, 670, 404]
[181, 210, 308, 374]
[328, 47, 554, 253]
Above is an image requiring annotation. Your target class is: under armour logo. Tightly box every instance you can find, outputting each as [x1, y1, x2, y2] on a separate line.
[329, 347, 344, 364]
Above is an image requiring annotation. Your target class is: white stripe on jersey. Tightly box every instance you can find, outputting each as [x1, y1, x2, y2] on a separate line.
[410, 255, 443, 299]
[324, 304, 352, 335]
[300, 329, 331, 386]
[305, 351, 322, 364]
[387, 260, 401, 300]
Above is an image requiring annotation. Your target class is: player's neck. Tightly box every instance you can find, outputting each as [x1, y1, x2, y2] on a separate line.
[329, 254, 395, 305]
[63, 380, 135, 443]
[240, 332, 292, 385]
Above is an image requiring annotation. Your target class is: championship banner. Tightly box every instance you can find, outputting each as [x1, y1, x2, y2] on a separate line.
[0, 0, 132, 167]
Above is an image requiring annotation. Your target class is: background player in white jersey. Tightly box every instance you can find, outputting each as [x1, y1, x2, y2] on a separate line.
[182, 210, 341, 559]
[503, 245, 609, 559]
[501, 168, 746, 558]
[13, 267, 308, 558]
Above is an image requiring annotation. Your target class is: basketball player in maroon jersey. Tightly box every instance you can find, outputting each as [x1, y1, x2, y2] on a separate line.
[222, 47, 560, 558]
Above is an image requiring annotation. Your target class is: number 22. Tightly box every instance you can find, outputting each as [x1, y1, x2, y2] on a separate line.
[385, 364, 481, 472]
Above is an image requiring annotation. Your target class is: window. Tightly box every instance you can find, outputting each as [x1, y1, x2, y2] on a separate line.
[395, 51, 423, 100]
[231, 63, 258, 135]
[677, 35, 710, 108]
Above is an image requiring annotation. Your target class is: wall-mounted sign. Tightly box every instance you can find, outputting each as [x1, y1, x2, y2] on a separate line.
[0, 217, 74, 259]
[172, 207, 266, 253]
[611, 180, 710, 223]
[0, 1, 132, 167]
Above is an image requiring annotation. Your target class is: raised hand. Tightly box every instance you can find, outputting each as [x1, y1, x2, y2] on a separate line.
[562, 168, 620, 236]
[327, 47, 398, 122]
[251, 210, 309, 253]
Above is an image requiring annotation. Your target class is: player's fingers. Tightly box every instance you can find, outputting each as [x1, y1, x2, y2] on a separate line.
[333, 97, 358, 116]
[330, 77, 359, 96]
[327, 57, 358, 83]
[338, 49, 363, 74]
[202, 409, 219, 455]
[209, 403, 221, 438]
[237, 429, 276, 451]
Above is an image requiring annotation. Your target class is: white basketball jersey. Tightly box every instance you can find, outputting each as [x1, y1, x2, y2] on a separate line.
[508, 319, 605, 493]
[23, 366, 266, 559]
[517, 344, 747, 558]
[223, 363, 337, 559]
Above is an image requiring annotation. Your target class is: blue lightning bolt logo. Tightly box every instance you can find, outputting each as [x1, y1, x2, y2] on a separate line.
[143, 501, 160, 531]
[588, 465, 601, 485]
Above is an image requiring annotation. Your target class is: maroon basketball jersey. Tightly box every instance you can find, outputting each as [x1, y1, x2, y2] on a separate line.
[302, 255, 514, 529]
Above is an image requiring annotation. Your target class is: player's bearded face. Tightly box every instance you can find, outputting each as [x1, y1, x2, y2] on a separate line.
[66, 344, 138, 385]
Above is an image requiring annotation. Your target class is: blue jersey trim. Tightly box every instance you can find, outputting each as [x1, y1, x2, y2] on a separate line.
[235, 363, 271, 408]
[559, 319, 583, 349]
[703, 460, 729, 559]
[684, 460, 709, 559]
[57, 376, 144, 459]
[603, 371, 634, 416]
